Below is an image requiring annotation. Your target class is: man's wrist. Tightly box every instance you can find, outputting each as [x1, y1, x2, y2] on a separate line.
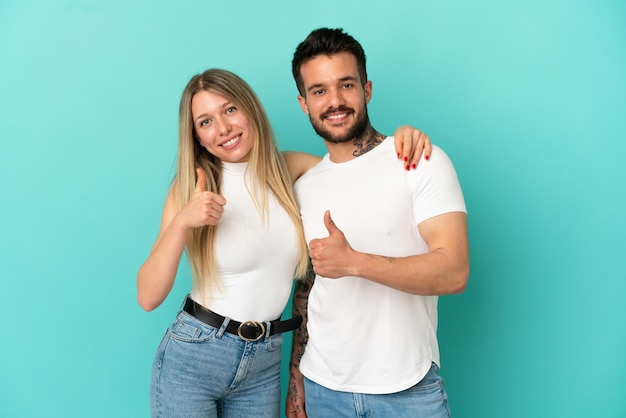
[349, 250, 368, 277]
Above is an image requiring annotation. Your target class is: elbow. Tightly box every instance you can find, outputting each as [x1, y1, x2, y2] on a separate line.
[442, 263, 469, 295]
[137, 290, 161, 312]
[137, 269, 165, 312]
[452, 278, 468, 294]
[450, 264, 469, 294]
[137, 294, 156, 312]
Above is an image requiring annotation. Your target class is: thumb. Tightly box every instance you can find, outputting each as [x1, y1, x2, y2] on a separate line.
[195, 168, 207, 192]
[324, 210, 342, 236]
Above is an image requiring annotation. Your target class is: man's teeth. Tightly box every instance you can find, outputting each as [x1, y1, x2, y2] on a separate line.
[327, 113, 347, 120]
[222, 136, 240, 147]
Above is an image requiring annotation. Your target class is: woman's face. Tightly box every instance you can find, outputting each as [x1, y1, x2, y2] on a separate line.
[191, 90, 254, 163]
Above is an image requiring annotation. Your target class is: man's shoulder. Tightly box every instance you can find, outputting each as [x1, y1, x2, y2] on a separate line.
[404, 144, 454, 176]
[294, 154, 329, 186]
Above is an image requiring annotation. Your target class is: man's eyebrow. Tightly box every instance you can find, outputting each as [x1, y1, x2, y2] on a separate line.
[306, 76, 358, 92]
[306, 82, 324, 92]
[338, 76, 359, 83]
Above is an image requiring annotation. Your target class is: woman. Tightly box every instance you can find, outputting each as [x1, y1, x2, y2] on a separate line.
[137, 68, 430, 417]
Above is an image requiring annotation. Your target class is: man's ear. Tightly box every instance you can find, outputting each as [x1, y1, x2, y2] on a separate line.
[297, 95, 310, 115]
[364, 80, 373, 104]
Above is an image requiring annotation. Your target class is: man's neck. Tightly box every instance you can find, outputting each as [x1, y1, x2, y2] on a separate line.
[326, 126, 387, 163]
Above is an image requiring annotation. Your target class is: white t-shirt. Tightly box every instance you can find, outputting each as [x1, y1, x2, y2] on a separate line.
[191, 161, 299, 322]
[294, 138, 466, 394]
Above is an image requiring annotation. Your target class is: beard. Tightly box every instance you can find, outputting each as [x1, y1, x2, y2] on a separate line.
[308, 105, 369, 144]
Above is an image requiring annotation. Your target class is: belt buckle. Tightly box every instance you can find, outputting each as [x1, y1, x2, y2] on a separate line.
[237, 321, 265, 342]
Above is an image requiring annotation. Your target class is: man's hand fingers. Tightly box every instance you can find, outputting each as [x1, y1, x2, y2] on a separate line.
[323, 210, 343, 236]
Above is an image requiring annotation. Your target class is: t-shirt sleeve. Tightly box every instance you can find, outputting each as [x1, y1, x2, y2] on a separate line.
[408, 145, 466, 225]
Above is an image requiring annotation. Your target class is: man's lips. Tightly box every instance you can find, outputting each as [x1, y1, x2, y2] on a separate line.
[325, 112, 349, 121]
[322, 108, 353, 123]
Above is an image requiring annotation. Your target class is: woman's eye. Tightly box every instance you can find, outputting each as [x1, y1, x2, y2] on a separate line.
[200, 119, 210, 127]
[226, 106, 236, 114]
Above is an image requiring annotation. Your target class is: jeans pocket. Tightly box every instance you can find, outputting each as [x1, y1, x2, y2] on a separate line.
[407, 363, 444, 393]
[169, 312, 217, 343]
[266, 333, 283, 352]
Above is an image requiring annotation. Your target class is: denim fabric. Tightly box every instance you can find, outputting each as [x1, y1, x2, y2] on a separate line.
[150, 310, 283, 418]
[304, 363, 451, 418]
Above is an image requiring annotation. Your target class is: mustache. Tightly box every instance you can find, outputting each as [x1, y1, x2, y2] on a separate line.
[321, 106, 354, 119]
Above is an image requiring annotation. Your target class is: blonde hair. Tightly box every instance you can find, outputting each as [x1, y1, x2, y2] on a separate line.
[175, 68, 308, 300]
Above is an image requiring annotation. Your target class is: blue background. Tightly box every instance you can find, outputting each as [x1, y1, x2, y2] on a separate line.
[1, 1, 625, 417]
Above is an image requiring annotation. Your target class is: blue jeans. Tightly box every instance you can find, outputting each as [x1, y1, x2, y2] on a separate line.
[304, 363, 451, 417]
[150, 310, 283, 417]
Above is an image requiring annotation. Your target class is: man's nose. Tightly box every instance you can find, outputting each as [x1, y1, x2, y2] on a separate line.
[327, 88, 346, 108]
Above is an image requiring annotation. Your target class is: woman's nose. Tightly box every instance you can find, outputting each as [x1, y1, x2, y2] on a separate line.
[217, 118, 231, 135]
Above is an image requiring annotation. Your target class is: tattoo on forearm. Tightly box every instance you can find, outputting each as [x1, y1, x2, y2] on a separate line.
[353, 128, 386, 157]
[291, 261, 314, 368]
[287, 263, 314, 409]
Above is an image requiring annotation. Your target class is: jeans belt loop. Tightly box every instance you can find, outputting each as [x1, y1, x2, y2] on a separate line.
[264, 321, 272, 340]
[216, 317, 230, 339]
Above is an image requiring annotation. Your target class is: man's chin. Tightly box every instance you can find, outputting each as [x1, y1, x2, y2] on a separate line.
[310, 113, 369, 144]
[324, 133, 353, 144]
[313, 125, 354, 144]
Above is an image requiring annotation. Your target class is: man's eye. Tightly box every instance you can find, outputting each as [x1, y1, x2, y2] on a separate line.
[342, 83, 353, 89]
[313, 89, 324, 95]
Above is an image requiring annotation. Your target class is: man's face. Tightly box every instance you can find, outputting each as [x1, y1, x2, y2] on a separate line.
[297, 52, 372, 144]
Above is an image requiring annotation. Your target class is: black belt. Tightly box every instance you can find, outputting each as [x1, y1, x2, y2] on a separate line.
[183, 296, 302, 342]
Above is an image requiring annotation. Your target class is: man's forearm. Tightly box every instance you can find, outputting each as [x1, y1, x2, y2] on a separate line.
[286, 264, 314, 417]
[353, 247, 468, 295]
[353, 212, 469, 295]
[290, 264, 314, 371]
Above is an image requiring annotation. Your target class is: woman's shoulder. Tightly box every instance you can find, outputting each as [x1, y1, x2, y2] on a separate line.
[282, 151, 323, 183]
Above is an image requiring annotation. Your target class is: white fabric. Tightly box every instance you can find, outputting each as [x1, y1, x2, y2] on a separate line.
[191, 161, 298, 322]
[294, 137, 466, 394]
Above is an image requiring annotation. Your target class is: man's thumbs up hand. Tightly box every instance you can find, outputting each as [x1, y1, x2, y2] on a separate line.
[323, 210, 343, 238]
[308, 210, 356, 279]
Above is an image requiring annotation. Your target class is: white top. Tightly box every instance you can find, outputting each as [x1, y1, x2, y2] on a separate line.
[191, 161, 299, 322]
[294, 138, 466, 394]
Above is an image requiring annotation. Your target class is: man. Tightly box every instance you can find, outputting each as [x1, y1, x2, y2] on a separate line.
[286, 28, 469, 417]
